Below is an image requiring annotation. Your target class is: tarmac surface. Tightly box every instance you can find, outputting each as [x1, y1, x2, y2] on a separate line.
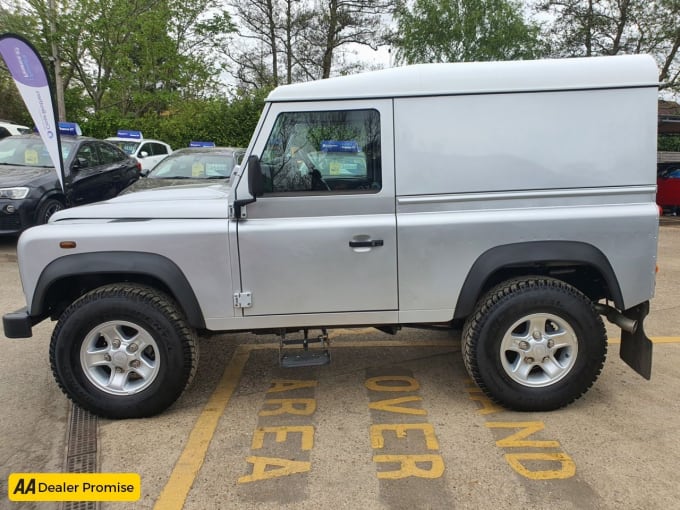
[1, 223, 679, 510]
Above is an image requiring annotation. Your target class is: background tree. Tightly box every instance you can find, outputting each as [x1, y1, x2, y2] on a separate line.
[1, 0, 235, 117]
[393, 0, 545, 64]
[228, 0, 282, 88]
[296, 0, 396, 79]
[535, 0, 680, 91]
[229, 0, 395, 89]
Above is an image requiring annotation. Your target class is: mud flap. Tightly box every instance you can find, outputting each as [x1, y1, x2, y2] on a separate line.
[619, 301, 653, 380]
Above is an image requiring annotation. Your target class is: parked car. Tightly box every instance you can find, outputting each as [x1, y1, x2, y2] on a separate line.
[0, 120, 32, 139]
[106, 130, 172, 174]
[0, 132, 140, 234]
[656, 162, 680, 214]
[121, 146, 244, 194]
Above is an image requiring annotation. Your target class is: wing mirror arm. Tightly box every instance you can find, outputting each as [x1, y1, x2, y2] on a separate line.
[233, 155, 264, 219]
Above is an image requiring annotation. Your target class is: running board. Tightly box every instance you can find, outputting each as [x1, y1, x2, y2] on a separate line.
[279, 329, 331, 368]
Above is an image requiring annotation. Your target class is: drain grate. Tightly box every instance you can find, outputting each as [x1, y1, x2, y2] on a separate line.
[62, 404, 98, 510]
[66, 405, 98, 458]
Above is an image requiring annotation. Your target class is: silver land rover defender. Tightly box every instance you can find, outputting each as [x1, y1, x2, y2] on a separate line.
[3, 55, 659, 418]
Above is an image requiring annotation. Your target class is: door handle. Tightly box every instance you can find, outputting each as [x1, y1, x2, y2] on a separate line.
[349, 239, 384, 248]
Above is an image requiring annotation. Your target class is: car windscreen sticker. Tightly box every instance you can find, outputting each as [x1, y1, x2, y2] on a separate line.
[192, 162, 205, 177]
[24, 148, 38, 165]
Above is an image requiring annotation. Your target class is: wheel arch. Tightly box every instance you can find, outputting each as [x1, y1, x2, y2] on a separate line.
[453, 241, 624, 320]
[31, 252, 206, 329]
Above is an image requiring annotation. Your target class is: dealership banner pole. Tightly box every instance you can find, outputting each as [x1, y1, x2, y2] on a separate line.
[0, 33, 65, 191]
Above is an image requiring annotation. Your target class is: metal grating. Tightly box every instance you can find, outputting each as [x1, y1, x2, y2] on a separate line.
[62, 404, 99, 510]
[66, 405, 98, 458]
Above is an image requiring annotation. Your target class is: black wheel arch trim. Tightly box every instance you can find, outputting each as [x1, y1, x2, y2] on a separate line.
[31, 251, 206, 328]
[454, 241, 624, 319]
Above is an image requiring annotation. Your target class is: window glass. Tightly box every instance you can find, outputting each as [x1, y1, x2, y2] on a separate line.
[98, 143, 125, 164]
[260, 109, 381, 193]
[110, 140, 139, 155]
[149, 153, 234, 179]
[151, 143, 169, 155]
[76, 144, 100, 168]
[0, 137, 73, 166]
[139, 143, 152, 156]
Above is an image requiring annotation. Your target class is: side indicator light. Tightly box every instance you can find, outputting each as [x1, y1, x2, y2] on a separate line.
[59, 241, 77, 249]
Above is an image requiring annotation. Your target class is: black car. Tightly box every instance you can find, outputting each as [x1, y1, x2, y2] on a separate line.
[121, 147, 244, 194]
[0, 134, 140, 234]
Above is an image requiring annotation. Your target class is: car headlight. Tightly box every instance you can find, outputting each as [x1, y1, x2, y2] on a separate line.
[0, 187, 30, 199]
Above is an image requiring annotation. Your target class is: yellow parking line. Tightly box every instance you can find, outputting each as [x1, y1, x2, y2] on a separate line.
[154, 346, 250, 510]
[157, 335, 680, 508]
[649, 336, 680, 343]
[155, 334, 677, 507]
[154, 338, 456, 509]
[609, 336, 680, 345]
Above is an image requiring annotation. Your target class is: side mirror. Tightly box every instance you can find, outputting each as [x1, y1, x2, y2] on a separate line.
[139, 151, 149, 158]
[248, 155, 264, 197]
[72, 157, 88, 170]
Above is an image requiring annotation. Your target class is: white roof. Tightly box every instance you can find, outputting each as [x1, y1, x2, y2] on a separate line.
[267, 55, 658, 102]
[106, 137, 169, 145]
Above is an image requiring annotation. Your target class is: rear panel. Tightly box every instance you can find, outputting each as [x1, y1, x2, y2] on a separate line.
[394, 86, 658, 322]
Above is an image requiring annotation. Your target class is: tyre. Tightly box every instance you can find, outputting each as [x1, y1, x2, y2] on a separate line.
[462, 276, 607, 411]
[50, 284, 198, 418]
[36, 198, 64, 225]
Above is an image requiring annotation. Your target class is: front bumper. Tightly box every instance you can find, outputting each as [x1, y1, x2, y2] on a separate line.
[0, 197, 40, 234]
[3, 307, 35, 338]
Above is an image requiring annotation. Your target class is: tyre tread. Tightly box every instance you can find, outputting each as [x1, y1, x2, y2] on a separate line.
[49, 283, 198, 418]
[462, 276, 607, 411]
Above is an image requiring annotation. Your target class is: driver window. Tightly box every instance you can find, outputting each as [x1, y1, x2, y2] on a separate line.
[260, 109, 381, 194]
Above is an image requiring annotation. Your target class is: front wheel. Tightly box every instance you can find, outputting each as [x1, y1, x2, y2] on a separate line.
[36, 198, 64, 224]
[50, 284, 198, 418]
[462, 277, 607, 411]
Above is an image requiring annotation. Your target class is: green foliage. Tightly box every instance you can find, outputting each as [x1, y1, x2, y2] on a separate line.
[393, 0, 546, 64]
[659, 136, 680, 152]
[79, 90, 268, 149]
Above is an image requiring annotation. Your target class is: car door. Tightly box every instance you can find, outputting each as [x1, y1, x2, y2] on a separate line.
[69, 142, 109, 204]
[149, 142, 170, 169]
[234, 100, 398, 317]
[97, 142, 136, 195]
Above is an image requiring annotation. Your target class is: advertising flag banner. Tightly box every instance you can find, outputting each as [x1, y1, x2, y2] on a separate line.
[0, 33, 65, 191]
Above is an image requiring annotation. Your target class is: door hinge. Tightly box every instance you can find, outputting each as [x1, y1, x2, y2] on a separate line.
[229, 202, 248, 219]
[233, 291, 252, 308]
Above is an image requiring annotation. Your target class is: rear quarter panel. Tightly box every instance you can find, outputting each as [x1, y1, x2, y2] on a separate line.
[394, 86, 658, 321]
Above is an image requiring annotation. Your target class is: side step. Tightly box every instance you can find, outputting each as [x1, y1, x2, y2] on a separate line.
[279, 329, 331, 368]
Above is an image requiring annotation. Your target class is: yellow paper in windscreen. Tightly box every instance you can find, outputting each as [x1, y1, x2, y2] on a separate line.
[24, 149, 39, 165]
[191, 163, 204, 177]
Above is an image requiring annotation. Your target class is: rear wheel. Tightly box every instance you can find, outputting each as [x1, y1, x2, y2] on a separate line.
[462, 277, 607, 411]
[50, 284, 198, 418]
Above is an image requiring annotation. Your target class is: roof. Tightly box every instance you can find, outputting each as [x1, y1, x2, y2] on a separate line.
[267, 55, 658, 102]
[106, 137, 169, 144]
[173, 147, 244, 154]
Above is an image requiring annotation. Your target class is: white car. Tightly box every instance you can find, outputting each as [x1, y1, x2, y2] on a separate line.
[0, 120, 32, 138]
[106, 130, 172, 173]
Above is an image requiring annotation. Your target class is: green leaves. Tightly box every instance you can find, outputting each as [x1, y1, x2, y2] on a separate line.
[393, 0, 546, 64]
